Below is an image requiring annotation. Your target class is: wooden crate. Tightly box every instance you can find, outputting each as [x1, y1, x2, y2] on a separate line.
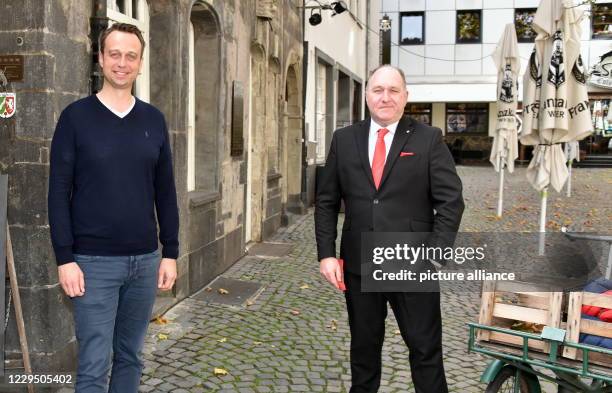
[478, 280, 564, 353]
[563, 291, 612, 367]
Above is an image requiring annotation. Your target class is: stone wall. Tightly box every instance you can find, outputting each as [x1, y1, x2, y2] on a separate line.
[0, 0, 93, 376]
[0, 0, 303, 378]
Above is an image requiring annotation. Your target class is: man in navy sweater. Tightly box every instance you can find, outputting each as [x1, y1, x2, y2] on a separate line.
[48, 23, 179, 393]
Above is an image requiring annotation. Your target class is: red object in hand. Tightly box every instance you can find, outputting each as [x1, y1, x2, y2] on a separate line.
[338, 259, 346, 292]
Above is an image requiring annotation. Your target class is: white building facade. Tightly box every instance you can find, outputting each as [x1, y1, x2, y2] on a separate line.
[381, 0, 612, 159]
[303, 0, 379, 204]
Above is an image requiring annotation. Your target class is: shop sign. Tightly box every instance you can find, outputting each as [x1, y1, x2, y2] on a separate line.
[588, 50, 612, 89]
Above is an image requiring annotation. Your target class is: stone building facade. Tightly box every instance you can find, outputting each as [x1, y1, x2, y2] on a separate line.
[0, 0, 303, 376]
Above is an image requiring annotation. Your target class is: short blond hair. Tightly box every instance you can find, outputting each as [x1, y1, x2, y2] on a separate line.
[99, 23, 146, 57]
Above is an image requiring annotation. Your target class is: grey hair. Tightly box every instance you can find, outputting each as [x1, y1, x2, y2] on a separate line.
[366, 65, 407, 90]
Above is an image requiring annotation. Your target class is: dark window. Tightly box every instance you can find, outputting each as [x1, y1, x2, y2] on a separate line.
[400, 12, 425, 45]
[404, 103, 432, 125]
[116, 0, 126, 13]
[353, 80, 362, 122]
[592, 3, 612, 40]
[456, 10, 482, 43]
[132, 0, 139, 18]
[515, 8, 537, 42]
[446, 103, 488, 134]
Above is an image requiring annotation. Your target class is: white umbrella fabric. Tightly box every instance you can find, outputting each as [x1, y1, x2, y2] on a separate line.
[490, 23, 520, 217]
[520, 0, 593, 233]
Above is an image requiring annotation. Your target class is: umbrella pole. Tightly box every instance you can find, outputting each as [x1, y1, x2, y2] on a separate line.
[539, 187, 548, 233]
[497, 166, 505, 217]
[538, 187, 548, 256]
[566, 161, 572, 198]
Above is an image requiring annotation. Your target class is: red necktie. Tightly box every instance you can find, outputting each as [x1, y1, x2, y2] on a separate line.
[372, 128, 389, 189]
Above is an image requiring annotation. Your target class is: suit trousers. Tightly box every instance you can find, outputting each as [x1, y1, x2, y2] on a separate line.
[344, 271, 448, 393]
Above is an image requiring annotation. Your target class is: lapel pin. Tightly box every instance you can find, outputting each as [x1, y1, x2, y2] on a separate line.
[405, 129, 410, 134]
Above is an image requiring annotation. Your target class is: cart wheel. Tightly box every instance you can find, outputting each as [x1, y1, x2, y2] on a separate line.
[485, 365, 532, 393]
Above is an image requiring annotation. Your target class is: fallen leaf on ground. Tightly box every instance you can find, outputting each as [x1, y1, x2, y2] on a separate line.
[300, 284, 310, 290]
[290, 309, 300, 316]
[394, 329, 401, 335]
[157, 333, 168, 340]
[153, 316, 168, 325]
[253, 341, 262, 346]
[246, 300, 254, 306]
[327, 319, 338, 331]
[213, 368, 228, 376]
[205, 287, 212, 292]
[218, 288, 229, 295]
[217, 337, 227, 343]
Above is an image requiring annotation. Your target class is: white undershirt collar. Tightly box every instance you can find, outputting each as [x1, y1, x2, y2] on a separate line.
[368, 119, 399, 165]
[97, 95, 136, 118]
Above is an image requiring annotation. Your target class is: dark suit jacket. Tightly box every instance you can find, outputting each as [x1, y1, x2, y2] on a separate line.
[315, 116, 465, 274]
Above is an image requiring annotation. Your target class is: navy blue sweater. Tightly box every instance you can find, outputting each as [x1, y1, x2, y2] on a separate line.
[48, 95, 179, 265]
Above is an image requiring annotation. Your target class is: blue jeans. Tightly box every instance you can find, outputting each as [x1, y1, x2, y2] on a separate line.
[72, 250, 160, 393]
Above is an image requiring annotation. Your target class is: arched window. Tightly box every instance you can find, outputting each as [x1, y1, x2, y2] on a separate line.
[106, 0, 150, 102]
[188, 3, 221, 193]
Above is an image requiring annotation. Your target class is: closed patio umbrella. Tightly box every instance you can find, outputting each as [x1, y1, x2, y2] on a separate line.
[490, 23, 520, 217]
[520, 0, 593, 233]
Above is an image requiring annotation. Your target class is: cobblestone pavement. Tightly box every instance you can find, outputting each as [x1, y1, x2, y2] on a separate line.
[141, 166, 611, 393]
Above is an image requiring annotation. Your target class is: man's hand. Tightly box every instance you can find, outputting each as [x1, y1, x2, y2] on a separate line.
[58, 262, 85, 297]
[158, 258, 177, 291]
[320, 257, 344, 291]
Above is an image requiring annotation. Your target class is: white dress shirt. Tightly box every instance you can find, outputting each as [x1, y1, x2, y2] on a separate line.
[368, 119, 399, 166]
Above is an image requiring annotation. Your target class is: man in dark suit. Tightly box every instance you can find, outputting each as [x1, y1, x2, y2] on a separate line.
[315, 65, 464, 393]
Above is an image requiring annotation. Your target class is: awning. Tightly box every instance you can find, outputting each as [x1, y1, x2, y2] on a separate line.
[407, 83, 528, 103]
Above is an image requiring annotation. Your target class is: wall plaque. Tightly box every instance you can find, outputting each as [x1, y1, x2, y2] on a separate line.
[0, 56, 24, 83]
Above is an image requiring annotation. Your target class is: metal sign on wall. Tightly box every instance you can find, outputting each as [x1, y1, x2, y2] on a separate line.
[0, 55, 24, 83]
[0, 93, 16, 119]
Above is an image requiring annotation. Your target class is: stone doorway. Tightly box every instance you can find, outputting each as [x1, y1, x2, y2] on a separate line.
[283, 64, 304, 215]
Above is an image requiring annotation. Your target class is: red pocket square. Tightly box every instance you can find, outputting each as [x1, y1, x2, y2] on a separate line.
[400, 152, 415, 157]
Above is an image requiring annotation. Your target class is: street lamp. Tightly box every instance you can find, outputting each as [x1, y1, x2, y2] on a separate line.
[301, 1, 348, 26]
[309, 9, 322, 26]
[331, 1, 347, 15]
[380, 14, 391, 64]
[380, 14, 391, 31]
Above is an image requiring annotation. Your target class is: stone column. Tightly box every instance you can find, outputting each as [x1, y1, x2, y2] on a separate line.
[0, 1, 93, 380]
